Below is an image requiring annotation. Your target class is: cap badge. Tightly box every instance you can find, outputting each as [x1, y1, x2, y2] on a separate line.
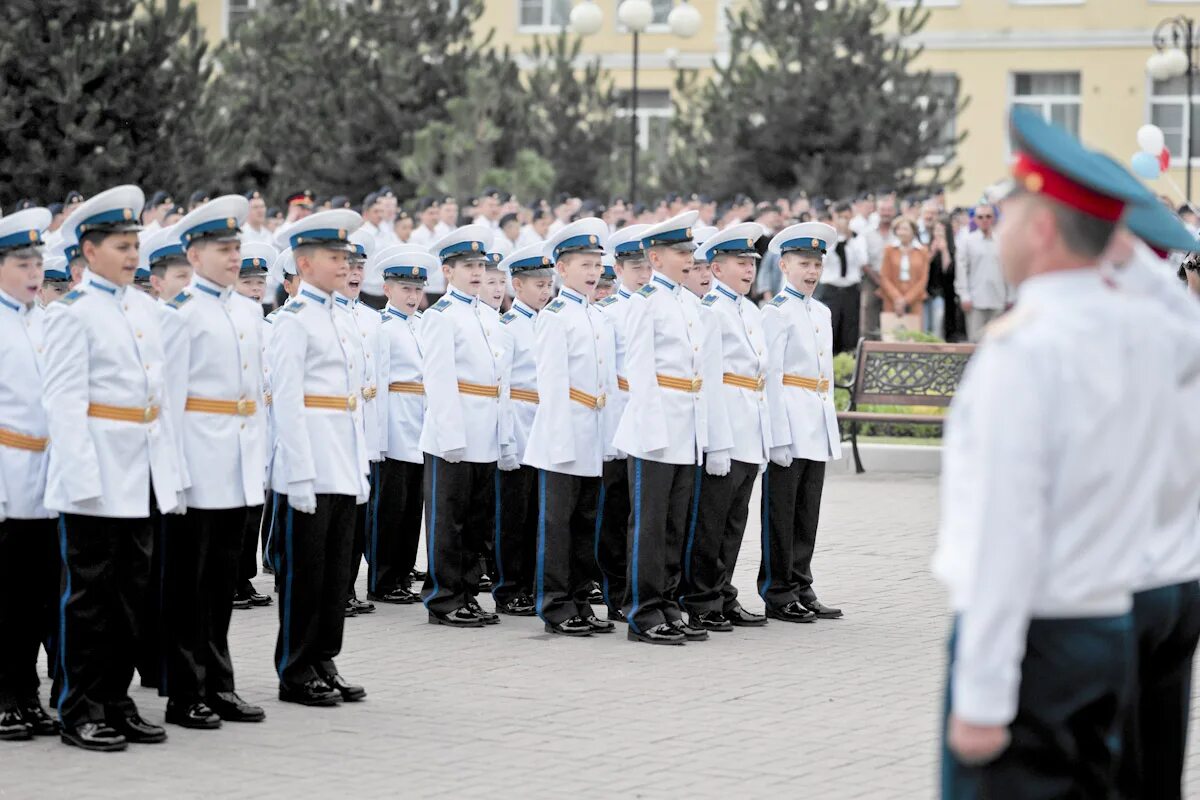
[1024, 172, 1044, 193]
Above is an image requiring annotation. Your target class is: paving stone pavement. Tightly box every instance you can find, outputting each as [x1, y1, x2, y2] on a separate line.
[7, 471, 1199, 799]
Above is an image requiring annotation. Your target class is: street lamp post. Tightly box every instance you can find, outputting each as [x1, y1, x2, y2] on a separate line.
[1149, 16, 1198, 201]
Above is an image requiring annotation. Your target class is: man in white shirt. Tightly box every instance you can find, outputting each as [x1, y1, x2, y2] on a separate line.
[239, 190, 273, 247]
[815, 202, 869, 354]
[955, 203, 1009, 342]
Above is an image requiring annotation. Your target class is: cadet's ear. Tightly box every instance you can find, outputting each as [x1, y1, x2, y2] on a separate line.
[185, 243, 204, 269]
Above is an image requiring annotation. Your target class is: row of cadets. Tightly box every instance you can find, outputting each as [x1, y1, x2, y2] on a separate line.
[138, 223, 193, 304]
[0, 208, 61, 742]
[592, 223, 651, 623]
[492, 242, 554, 617]
[39, 246, 72, 306]
[679, 223, 771, 630]
[420, 225, 515, 628]
[43, 186, 185, 751]
[267, 210, 370, 708]
[523, 219, 618, 637]
[158, 195, 267, 729]
[367, 245, 434, 604]
[760, 222, 844, 623]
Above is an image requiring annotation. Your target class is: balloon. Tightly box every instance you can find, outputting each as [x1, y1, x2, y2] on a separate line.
[1137, 124, 1166, 155]
[1159, 147, 1171, 171]
[1131, 151, 1162, 180]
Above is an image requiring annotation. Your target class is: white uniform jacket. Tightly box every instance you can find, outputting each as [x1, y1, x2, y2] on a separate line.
[41, 270, 183, 517]
[0, 294, 54, 519]
[334, 294, 387, 462]
[700, 279, 771, 465]
[261, 307, 279, 488]
[595, 285, 634, 458]
[498, 299, 538, 460]
[380, 305, 425, 465]
[762, 283, 841, 462]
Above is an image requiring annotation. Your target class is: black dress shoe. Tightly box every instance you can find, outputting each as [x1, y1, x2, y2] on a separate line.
[477, 574, 494, 592]
[207, 692, 265, 722]
[61, 721, 126, 752]
[367, 587, 417, 604]
[545, 616, 593, 636]
[111, 712, 167, 743]
[262, 562, 275, 575]
[725, 605, 767, 627]
[343, 601, 358, 618]
[497, 596, 537, 616]
[584, 615, 615, 634]
[766, 601, 817, 623]
[410, 568, 427, 581]
[607, 607, 628, 623]
[465, 599, 500, 625]
[165, 700, 221, 730]
[627, 623, 685, 645]
[670, 619, 709, 641]
[428, 607, 485, 628]
[232, 595, 252, 610]
[18, 700, 60, 736]
[279, 679, 341, 707]
[0, 708, 31, 741]
[348, 597, 375, 614]
[692, 611, 734, 632]
[239, 583, 272, 607]
[321, 674, 366, 702]
[587, 582, 604, 604]
[801, 599, 843, 619]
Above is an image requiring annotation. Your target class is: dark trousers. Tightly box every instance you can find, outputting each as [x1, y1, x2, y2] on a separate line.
[596, 458, 629, 614]
[420, 455, 496, 615]
[815, 282, 861, 355]
[136, 508, 165, 689]
[369, 458, 424, 596]
[759, 458, 825, 609]
[535, 471, 601, 625]
[237, 504, 264, 585]
[56, 513, 153, 727]
[0, 519, 58, 708]
[1117, 581, 1200, 800]
[680, 459, 758, 617]
[161, 507, 244, 701]
[493, 465, 538, 605]
[262, 491, 280, 571]
[623, 457, 695, 633]
[346, 463, 380, 601]
[274, 494, 356, 687]
[942, 615, 1133, 800]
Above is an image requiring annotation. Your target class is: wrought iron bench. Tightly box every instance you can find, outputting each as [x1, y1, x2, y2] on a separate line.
[836, 340, 976, 473]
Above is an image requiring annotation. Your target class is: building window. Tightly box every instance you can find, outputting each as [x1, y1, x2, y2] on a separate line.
[616, 89, 673, 159]
[1011, 72, 1080, 137]
[519, 0, 571, 31]
[1150, 76, 1199, 163]
[618, 0, 673, 32]
[918, 73, 959, 165]
[226, 0, 265, 36]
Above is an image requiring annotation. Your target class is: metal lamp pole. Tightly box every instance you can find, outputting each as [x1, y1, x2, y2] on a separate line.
[1153, 16, 1198, 201]
[631, 31, 640, 206]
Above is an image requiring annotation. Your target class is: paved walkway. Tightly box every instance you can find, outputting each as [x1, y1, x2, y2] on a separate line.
[9, 472, 1198, 798]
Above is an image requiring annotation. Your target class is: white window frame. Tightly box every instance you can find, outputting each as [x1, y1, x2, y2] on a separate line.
[517, 0, 570, 34]
[615, 90, 673, 152]
[1148, 75, 1199, 167]
[1007, 71, 1081, 155]
[918, 73, 959, 166]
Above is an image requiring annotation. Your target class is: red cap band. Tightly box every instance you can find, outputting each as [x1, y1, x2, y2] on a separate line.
[1013, 152, 1126, 222]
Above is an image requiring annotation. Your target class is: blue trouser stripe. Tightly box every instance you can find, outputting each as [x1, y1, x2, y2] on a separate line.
[593, 481, 609, 608]
[534, 470, 548, 623]
[759, 467, 772, 600]
[277, 505, 295, 680]
[421, 458, 439, 609]
[265, 493, 279, 570]
[55, 517, 71, 718]
[682, 465, 702, 586]
[491, 469, 503, 598]
[368, 465, 381, 593]
[628, 458, 643, 634]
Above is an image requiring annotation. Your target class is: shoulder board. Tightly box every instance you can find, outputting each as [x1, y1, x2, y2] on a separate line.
[430, 297, 452, 312]
[984, 305, 1034, 342]
[701, 293, 718, 307]
[282, 300, 305, 314]
[414, 311, 423, 320]
[769, 294, 788, 307]
[58, 289, 84, 306]
[380, 313, 392, 323]
[500, 311, 516, 325]
[545, 298, 566, 313]
[596, 295, 619, 308]
[637, 283, 657, 297]
[166, 290, 192, 310]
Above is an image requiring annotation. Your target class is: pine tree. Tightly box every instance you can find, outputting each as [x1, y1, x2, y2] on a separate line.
[663, 0, 964, 199]
[0, 0, 212, 204]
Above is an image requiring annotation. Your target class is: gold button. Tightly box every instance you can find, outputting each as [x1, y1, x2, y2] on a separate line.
[243, 363, 248, 369]
[240, 333, 244, 340]
[240, 423, 246, 430]
[144, 364, 150, 371]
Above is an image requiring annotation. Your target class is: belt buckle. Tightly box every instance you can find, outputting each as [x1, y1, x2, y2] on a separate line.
[236, 398, 251, 416]
[142, 406, 155, 423]
[690, 377, 702, 392]
[347, 394, 358, 411]
[818, 378, 830, 393]
[755, 375, 765, 392]
[595, 393, 607, 410]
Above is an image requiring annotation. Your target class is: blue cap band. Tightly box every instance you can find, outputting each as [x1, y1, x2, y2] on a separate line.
[64, 243, 80, 262]
[601, 264, 616, 280]
[240, 257, 269, 273]
[134, 267, 151, 281]
[0, 229, 43, 250]
[182, 216, 240, 245]
[289, 228, 353, 249]
[149, 243, 185, 265]
[780, 237, 828, 254]
[641, 227, 692, 249]
[614, 240, 644, 256]
[75, 207, 138, 238]
[709, 237, 758, 255]
[509, 255, 552, 273]
[553, 233, 604, 261]
[439, 240, 487, 260]
[43, 268, 70, 282]
[382, 264, 428, 280]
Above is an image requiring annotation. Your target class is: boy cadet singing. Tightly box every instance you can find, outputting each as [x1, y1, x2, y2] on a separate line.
[159, 196, 267, 729]
[269, 210, 370, 707]
[523, 219, 617, 637]
[761, 222, 843, 624]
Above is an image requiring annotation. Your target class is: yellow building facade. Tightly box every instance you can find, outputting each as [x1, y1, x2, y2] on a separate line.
[191, 0, 1197, 207]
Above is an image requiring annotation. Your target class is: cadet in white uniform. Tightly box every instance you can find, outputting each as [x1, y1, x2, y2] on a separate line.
[39, 251, 72, 306]
[44, 186, 184, 751]
[761, 222, 843, 623]
[679, 223, 771, 631]
[492, 243, 554, 617]
[158, 196, 268, 729]
[140, 224, 192, 303]
[523, 220, 617, 637]
[936, 108, 1164, 799]
[612, 212, 711, 645]
[261, 247, 299, 577]
[268, 210, 370, 708]
[0, 208, 61, 742]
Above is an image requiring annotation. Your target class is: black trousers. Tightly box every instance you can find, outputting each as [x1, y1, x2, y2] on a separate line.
[420, 455, 496, 615]
[493, 465, 538, 605]
[262, 491, 280, 571]
[680, 459, 758, 617]
[942, 615, 1133, 799]
[161, 507, 244, 702]
[759, 458, 825, 610]
[814, 282, 861, 355]
[369, 458, 424, 596]
[135, 508, 165, 689]
[274, 493, 356, 687]
[346, 463, 380, 601]
[596, 458, 629, 615]
[1117, 581, 1200, 800]
[0, 519, 58, 708]
[56, 513, 153, 727]
[623, 457, 695, 633]
[237, 504, 264, 585]
[535, 471, 601, 625]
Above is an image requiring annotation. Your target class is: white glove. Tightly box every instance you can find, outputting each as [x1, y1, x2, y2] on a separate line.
[288, 480, 317, 514]
[705, 450, 732, 478]
[498, 453, 520, 472]
[442, 447, 465, 464]
[166, 490, 188, 515]
[769, 446, 792, 468]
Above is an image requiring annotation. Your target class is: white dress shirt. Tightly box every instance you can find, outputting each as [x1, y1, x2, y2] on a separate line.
[613, 272, 709, 466]
[595, 285, 635, 459]
[955, 230, 1009, 310]
[934, 269, 1158, 727]
[409, 226, 446, 295]
[381, 305, 425, 464]
[41, 270, 183, 517]
[819, 234, 869, 288]
[160, 275, 267, 509]
[262, 308, 279, 488]
[334, 295, 388, 462]
[499, 299, 538, 460]
[267, 282, 370, 498]
[0, 293, 53, 519]
[762, 283, 841, 462]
